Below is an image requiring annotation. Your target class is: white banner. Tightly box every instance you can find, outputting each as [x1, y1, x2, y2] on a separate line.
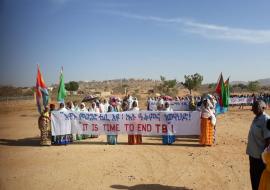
[229, 97, 254, 105]
[148, 100, 190, 111]
[51, 111, 201, 136]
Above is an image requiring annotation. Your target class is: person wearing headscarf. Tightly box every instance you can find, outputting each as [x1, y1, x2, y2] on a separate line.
[53, 102, 71, 145]
[73, 101, 80, 112]
[88, 102, 100, 113]
[122, 101, 136, 145]
[107, 98, 122, 145]
[66, 101, 76, 142]
[157, 98, 164, 111]
[66, 101, 74, 111]
[130, 101, 139, 112]
[247, 100, 270, 190]
[207, 94, 218, 144]
[38, 106, 51, 146]
[128, 101, 142, 144]
[88, 102, 100, 138]
[99, 99, 105, 113]
[162, 102, 175, 145]
[110, 99, 119, 112]
[79, 103, 88, 112]
[106, 105, 118, 145]
[199, 98, 216, 146]
[127, 94, 133, 110]
[103, 99, 110, 113]
[76, 102, 88, 140]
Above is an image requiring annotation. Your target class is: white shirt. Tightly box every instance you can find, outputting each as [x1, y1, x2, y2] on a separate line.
[130, 107, 139, 112]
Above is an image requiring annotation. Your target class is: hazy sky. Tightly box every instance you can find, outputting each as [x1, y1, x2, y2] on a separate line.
[1, 0, 270, 87]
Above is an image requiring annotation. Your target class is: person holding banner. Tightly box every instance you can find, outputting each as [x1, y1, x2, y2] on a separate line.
[125, 100, 141, 145]
[89, 102, 100, 138]
[200, 98, 216, 146]
[162, 102, 175, 145]
[129, 101, 142, 144]
[54, 103, 71, 145]
[106, 105, 118, 145]
[110, 98, 119, 112]
[66, 101, 76, 141]
[78, 102, 89, 139]
[246, 100, 270, 190]
[126, 101, 137, 145]
[207, 95, 217, 144]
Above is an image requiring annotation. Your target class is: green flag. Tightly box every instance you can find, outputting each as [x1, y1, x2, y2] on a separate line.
[57, 68, 67, 102]
[222, 77, 230, 107]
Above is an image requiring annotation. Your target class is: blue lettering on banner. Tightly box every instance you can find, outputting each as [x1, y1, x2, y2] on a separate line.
[164, 112, 192, 122]
[112, 113, 120, 122]
[138, 113, 160, 121]
[68, 112, 77, 120]
[172, 102, 180, 106]
[60, 112, 70, 120]
[59, 112, 77, 120]
[79, 113, 98, 121]
[99, 114, 110, 121]
[125, 113, 136, 121]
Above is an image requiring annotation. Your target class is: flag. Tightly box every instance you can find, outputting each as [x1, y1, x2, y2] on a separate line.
[57, 67, 67, 102]
[215, 73, 224, 107]
[36, 65, 49, 113]
[222, 77, 230, 107]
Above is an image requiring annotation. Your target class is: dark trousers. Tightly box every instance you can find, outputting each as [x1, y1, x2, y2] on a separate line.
[249, 156, 265, 190]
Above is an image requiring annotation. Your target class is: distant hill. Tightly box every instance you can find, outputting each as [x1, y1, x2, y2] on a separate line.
[257, 78, 270, 86]
[230, 81, 248, 85]
[231, 78, 270, 86]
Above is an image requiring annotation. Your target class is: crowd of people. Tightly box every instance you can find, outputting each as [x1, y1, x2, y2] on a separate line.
[38, 94, 219, 147]
[147, 95, 203, 111]
[230, 93, 270, 109]
[38, 95, 142, 146]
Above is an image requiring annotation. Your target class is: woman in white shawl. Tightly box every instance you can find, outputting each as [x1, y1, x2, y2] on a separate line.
[200, 98, 216, 146]
[128, 101, 142, 144]
[79, 103, 88, 112]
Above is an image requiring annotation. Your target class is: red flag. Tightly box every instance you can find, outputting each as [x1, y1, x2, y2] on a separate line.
[215, 73, 224, 106]
[35, 65, 49, 113]
[36, 66, 47, 96]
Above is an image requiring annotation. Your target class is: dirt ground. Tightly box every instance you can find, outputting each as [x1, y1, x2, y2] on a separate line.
[0, 100, 268, 190]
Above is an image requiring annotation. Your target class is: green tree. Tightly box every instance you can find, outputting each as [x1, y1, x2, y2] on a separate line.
[247, 81, 260, 92]
[157, 76, 178, 96]
[65, 81, 79, 91]
[208, 83, 216, 89]
[238, 83, 247, 90]
[182, 73, 203, 94]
